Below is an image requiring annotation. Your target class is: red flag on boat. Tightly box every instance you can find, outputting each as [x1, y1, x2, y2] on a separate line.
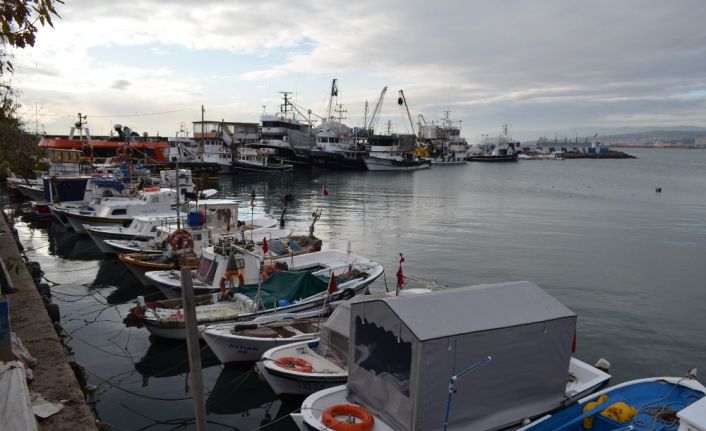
[262, 237, 269, 254]
[328, 272, 338, 294]
[396, 254, 405, 290]
[323, 185, 329, 196]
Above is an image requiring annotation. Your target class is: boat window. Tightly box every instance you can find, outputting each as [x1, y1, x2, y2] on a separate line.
[353, 316, 411, 396]
[150, 226, 157, 232]
[226, 256, 245, 271]
[111, 209, 127, 215]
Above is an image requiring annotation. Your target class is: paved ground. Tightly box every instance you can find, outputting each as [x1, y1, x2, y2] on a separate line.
[1, 211, 98, 431]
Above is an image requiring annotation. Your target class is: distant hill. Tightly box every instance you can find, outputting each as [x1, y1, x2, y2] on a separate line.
[516, 126, 706, 145]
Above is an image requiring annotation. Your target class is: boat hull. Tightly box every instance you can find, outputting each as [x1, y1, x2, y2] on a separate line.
[363, 157, 431, 171]
[203, 330, 318, 364]
[255, 360, 346, 396]
[310, 151, 366, 170]
[467, 154, 519, 162]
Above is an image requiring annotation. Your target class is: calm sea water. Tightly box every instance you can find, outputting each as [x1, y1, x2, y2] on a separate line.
[4, 148, 706, 430]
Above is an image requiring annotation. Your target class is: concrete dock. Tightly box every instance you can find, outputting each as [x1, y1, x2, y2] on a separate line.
[0, 211, 98, 430]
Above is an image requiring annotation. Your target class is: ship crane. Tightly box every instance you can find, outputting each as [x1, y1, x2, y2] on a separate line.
[365, 86, 387, 133]
[398, 90, 417, 138]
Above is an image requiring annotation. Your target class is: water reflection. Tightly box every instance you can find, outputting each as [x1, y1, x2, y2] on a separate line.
[207, 365, 297, 430]
[134, 341, 220, 386]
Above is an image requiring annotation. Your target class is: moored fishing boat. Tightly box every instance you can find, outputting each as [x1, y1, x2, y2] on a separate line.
[231, 146, 294, 174]
[202, 307, 333, 364]
[467, 124, 520, 162]
[294, 281, 612, 431]
[126, 245, 383, 340]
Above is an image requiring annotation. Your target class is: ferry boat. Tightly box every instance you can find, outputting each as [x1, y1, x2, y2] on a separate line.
[38, 114, 169, 165]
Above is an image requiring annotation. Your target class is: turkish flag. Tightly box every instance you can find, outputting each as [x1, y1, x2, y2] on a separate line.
[396, 264, 404, 289]
[323, 185, 329, 196]
[262, 237, 269, 254]
[328, 272, 337, 294]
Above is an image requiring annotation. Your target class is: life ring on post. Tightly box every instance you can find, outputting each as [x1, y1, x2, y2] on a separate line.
[168, 229, 194, 252]
[219, 269, 244, 295]
[275, 356, 313, 373]
[322, 404, 375, 431]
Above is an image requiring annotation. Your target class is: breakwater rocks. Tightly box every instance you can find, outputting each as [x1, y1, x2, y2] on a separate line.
[564, 150, 637, 159]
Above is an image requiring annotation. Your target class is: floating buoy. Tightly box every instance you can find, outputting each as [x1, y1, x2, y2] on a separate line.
[655, 187, 662, 193]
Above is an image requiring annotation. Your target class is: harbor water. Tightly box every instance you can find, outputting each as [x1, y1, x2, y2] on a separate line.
[3, 148, 706, 430]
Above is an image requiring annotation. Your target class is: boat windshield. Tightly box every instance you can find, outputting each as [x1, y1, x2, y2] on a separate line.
[197, 256, 218, 284]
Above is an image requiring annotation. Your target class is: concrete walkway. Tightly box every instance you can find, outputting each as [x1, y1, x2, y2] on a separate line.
[0, 211, 97, 431]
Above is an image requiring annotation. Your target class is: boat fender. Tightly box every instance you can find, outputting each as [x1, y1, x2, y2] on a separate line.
[322, 404, 375, 431]
[275, 356, 313, 373]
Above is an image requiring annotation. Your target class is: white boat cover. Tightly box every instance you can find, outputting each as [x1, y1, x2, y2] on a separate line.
[347, 281, 576, 431]
[0, 361, 38, 431]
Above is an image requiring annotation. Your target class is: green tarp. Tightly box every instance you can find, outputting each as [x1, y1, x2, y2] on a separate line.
[230, 271, 328, 309]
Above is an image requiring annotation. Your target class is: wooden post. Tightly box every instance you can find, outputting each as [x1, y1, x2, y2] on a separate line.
[181, 267, 207, 430]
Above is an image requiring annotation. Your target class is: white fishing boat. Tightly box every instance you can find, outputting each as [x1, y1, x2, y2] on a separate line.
[118, 226, 293, 286]
[60, 170, 198, 233]
[363, 134, 431, 171]
[202, 307, 332, 364]
[231, 146, 293, 174]
[310, 79, 367, 170]
[256, 92, 316, 167]
[420, 111, 469, 164]
[85, 213, 179, 253]
[293, 281, 613, 431]
[467, 124, 520, 162]
[127, 246, 383, 340]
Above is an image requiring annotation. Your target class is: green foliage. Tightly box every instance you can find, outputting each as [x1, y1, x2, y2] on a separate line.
[0, 0, 63, 74]
[0, 82, 45, 177]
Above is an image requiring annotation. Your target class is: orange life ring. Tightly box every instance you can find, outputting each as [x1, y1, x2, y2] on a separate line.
[322, 404, 374, 431]
[219, 269, 244, 294]
[169, 229, 194, 251]
[275, 356, 313, 373]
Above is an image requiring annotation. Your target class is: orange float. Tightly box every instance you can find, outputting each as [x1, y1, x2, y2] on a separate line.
[321, 404, 374, 431]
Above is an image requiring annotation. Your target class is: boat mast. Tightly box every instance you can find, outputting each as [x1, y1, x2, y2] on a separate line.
[326, 79, 338, 122]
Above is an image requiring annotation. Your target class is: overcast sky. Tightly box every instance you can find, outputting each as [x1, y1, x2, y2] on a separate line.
[11, 0, 706, 141]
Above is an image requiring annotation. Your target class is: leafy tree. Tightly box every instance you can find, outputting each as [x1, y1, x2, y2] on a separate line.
[1, 0, 63, 74]
[0, 1, 63, 178]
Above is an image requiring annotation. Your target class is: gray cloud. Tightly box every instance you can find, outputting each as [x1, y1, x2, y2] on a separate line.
[111, 79, 131, 90]
[18, 0, 706, 136]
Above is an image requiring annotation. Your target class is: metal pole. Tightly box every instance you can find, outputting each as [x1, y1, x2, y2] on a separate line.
[180, 267, 207, 430]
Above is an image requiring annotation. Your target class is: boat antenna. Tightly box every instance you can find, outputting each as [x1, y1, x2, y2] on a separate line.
[326, 79, 338, 121]
[443, 339, 492, 431]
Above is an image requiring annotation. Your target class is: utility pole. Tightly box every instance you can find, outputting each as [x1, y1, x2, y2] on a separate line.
[181, 267, 207, 430]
